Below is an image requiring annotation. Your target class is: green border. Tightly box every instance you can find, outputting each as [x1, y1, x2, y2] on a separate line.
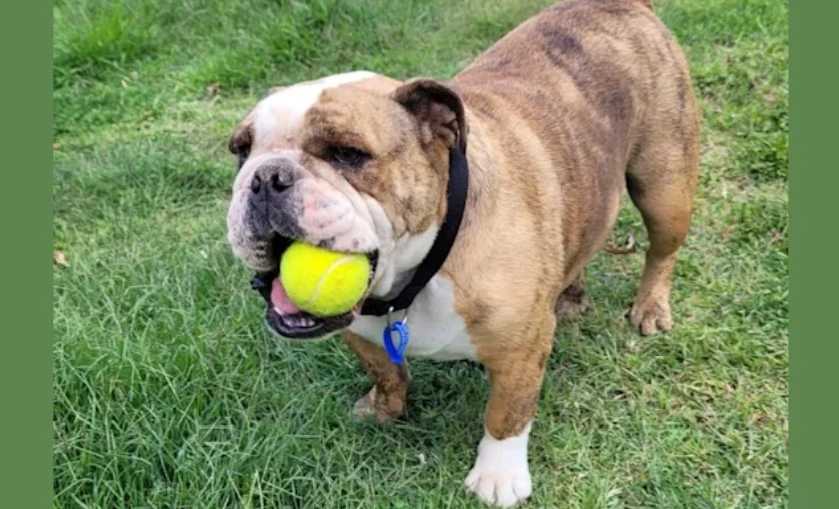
[0, 2, 53, 507]
[789, 1, 836, 508]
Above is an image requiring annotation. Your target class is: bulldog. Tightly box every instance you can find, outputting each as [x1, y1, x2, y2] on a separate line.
[225, 0, 699, 506]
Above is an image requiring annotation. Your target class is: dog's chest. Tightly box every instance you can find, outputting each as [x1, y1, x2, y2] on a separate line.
[349, 275, 477, 361]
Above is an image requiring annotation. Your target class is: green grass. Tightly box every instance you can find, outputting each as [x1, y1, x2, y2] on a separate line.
[53, 0, 788, 507]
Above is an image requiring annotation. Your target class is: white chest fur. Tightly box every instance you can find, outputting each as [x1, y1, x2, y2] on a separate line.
[348, 275, 477, 361]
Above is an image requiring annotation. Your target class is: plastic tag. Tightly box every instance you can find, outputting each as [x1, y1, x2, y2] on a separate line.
[382, 320, 410, 365]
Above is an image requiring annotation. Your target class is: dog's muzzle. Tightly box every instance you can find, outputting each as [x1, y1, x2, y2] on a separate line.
[249, 235, 379, 340]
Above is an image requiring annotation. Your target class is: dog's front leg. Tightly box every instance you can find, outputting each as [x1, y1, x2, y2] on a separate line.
[343, 331, 409, 423]
[465, 330, 553, 508]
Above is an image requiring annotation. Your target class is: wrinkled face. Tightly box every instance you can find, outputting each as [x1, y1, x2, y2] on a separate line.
[226, 71, 465, 339]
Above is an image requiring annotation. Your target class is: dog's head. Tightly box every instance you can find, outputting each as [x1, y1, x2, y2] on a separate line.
[226, 71, 467, 339]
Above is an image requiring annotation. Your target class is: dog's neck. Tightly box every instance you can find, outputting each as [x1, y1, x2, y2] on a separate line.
[361, 146, 470, 316]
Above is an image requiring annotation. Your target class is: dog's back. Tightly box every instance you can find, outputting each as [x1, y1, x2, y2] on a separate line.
[452, 0, 698, 281]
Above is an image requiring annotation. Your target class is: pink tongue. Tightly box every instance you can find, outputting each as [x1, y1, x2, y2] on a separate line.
[270, 278, 301, 315]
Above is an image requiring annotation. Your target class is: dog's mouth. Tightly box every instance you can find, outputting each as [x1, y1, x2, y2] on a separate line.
[250, 235, 378, 339]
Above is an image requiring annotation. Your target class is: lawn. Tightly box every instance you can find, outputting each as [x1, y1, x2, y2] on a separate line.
[53, 0, 788, 507]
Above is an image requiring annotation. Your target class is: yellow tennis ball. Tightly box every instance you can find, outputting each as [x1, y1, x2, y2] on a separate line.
[280, 241, 370, 317]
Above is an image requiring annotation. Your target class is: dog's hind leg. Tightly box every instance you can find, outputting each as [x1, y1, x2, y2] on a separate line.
[625, 124, 699, 335]
[622, 29, 700, 336]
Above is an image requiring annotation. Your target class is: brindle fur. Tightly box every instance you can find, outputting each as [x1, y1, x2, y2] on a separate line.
[341, 0, 698, 437]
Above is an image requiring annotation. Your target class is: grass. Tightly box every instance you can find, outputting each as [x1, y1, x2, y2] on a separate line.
[53, 0, 788, 507]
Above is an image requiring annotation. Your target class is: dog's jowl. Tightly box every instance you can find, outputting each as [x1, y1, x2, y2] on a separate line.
[226, 0, 698, 506]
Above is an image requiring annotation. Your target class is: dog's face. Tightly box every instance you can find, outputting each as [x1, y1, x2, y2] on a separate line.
[226, 72, 466, 339]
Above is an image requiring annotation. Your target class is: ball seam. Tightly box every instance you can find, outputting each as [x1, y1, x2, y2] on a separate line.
[304, 255, 363, 310]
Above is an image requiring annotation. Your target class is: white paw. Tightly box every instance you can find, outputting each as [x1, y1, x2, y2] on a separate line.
[464, 422, 533, 507]
[465, 464, 532, 507]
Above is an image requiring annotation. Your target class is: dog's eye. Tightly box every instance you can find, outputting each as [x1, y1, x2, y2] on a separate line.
[326, 146, 370, 168]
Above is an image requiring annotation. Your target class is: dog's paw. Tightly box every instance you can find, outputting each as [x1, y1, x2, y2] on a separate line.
[555, 294, 591, 321]
[555, 280, 590, 321]
[351, 386, 402, 424]
[465, 465, 532, 507]
[464, 424, 532, 507]
[629, 295, 672, 335]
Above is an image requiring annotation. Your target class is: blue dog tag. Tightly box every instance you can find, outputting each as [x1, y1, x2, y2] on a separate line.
[382, 320, 410, 365]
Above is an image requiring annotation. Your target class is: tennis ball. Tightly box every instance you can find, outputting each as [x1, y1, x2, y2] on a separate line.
[280, 241, 370, 317]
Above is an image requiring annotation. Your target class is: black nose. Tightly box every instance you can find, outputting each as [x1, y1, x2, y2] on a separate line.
[250, 162, 294, 195]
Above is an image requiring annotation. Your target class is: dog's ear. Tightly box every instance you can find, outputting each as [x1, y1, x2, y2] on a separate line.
[228, 121, 252, 156]
[392, 79, 467, 153]
[228, 117, 253, 169]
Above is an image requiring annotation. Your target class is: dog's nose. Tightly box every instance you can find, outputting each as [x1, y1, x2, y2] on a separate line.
[249, 175, 262, 193]
[250, 161, 295, 195]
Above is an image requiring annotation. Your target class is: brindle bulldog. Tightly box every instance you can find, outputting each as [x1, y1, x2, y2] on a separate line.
[226, 0, 699, 506]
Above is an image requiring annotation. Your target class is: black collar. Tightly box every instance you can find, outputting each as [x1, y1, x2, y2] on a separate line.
[360, 146, 469, 316]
